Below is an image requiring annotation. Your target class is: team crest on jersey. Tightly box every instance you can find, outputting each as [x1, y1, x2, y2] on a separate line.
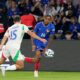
[46, 29, 50, 33]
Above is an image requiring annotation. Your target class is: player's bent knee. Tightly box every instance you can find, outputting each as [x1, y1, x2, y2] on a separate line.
[33, 57, 41, 62]
[16, 60, 24, 69]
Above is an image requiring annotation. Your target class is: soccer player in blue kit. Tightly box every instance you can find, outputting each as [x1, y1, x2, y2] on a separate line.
[25, 15, 55, 77]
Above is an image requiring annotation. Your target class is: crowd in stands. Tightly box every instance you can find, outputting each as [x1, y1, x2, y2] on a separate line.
[0, 0, 80, 40]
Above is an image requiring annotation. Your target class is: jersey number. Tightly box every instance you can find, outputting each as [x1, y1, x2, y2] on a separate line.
[41, 33, 46, 37]
[10, 30, 17, 40]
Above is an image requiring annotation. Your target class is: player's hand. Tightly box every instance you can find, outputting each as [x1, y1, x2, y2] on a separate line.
[0, 45, 3, 50]
[43, 47, 48, 54]
[32, 45, 36, 51]
[41, 39, 47, 43]
[44, 47, 48, 52]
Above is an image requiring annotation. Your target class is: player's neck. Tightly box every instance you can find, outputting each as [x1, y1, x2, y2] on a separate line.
[15, 22, 21, 24]
[43, 22, 48, 26]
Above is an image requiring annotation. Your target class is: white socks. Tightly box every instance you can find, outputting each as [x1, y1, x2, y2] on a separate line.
[34, 70, 38, 78]
[5, 64, 16, 71]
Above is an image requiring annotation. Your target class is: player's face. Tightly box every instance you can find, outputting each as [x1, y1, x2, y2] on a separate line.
[44, 16, 52, 25]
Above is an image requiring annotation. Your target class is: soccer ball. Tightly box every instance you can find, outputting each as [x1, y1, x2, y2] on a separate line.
[45, 49, 54, 57]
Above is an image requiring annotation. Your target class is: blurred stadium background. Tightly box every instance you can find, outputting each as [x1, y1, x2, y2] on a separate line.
[0, 0, 80, 80]
[0, 0, 80, 40]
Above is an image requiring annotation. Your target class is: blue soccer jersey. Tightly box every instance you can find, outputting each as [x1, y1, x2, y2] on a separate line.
[33, 22, 55, 50]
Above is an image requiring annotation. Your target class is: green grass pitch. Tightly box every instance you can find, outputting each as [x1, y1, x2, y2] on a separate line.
[0, 71, 80, 80]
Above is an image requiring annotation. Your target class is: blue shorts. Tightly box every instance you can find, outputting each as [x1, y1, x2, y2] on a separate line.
[33, 39, 48, 51]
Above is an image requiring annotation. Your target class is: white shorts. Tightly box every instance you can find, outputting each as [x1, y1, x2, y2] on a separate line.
[1, 46, 25, 62]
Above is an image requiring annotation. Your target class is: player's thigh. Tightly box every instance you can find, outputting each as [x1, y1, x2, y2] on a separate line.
[2, 47, 10, 59]
[35, 43, 46, 58]
[10, 49, 25, 62]
[0, 54, 9, 64]
[0, 51, 6, 64]
[0, 57, 6, 64]
[35, 50, 41, 58]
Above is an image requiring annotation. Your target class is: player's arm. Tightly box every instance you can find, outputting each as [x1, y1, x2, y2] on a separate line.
[45, 35, 53, 50]
[0, 36, 8, 46]
[30, 23, 38, 51]
[43, 35, 54, 54]
[24, 24, 46, 44]
[27, 30, 47, 43]
[44, 24, 55, 51]
[31, 32, 36, 51]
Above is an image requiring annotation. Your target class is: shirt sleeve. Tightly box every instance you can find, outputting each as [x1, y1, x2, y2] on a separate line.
[23, 25, 29, 33]
[50, 24, 55, 35]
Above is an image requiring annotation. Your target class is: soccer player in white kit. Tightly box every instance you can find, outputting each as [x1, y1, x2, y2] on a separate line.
[0, 16, 47, 73]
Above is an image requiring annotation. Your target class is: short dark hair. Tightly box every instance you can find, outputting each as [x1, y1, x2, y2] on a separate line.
[65, 31, 72, 35]
[13, 16, 21, 22]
